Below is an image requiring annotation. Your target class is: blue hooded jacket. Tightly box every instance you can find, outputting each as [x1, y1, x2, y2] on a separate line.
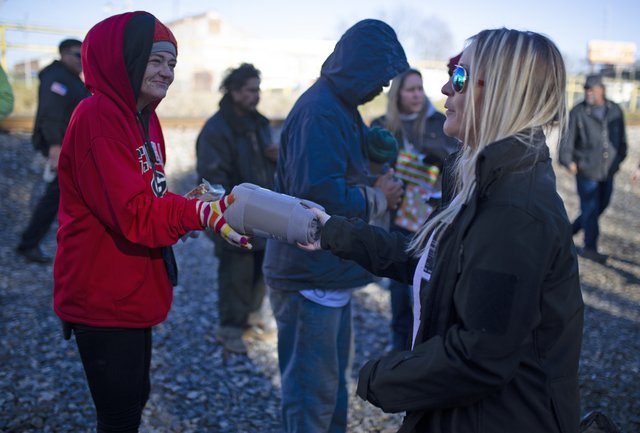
[263, 19, 408, 291]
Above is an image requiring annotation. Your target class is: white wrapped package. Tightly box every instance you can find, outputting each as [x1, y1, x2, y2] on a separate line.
[223, 183, 323, 245]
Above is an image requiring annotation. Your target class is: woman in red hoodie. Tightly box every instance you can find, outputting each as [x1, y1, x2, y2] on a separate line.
[53, 11, 249, 432]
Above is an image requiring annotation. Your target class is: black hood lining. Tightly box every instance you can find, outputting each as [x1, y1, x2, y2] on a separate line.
[123, 13, 155, 104]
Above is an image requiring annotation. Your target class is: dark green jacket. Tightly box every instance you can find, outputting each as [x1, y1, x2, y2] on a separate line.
[321, 131, 583, 433]
[196, 95, 276, 251]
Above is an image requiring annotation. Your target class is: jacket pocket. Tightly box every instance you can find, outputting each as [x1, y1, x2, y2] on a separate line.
[88, 230, 150, 304]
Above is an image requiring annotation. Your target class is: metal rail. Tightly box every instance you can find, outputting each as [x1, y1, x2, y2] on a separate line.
[0, 23, 85, 69]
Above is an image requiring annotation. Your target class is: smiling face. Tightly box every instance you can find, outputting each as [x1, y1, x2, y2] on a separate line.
[137, 51, 176, 111]
[399, 72, 425, 114]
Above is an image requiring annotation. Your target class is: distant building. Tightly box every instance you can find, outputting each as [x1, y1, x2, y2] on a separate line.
[7, 11, 336, 119]
[160, 11, 336, 118]
[10, 12, 637, 120]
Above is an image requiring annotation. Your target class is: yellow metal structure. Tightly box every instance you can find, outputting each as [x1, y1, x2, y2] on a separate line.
[0, 23, 84, 70]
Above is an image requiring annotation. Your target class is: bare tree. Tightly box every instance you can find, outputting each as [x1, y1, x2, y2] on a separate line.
[333, 6, 454, 61]
[380, 6, 454, 61]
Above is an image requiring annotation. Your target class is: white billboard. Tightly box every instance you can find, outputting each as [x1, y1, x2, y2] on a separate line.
[588, 40, 636, 65]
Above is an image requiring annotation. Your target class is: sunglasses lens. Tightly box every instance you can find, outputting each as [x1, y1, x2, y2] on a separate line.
[451, 66, 466, 93]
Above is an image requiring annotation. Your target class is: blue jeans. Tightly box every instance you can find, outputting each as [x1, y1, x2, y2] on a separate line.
[574, 174, 614, 250]
[269, 289, 353, 433]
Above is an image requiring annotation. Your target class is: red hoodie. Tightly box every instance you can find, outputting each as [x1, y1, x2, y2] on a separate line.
[54, 12, 202, 327]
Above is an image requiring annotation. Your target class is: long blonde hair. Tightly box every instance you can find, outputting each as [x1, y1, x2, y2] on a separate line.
[408, 28, 568, 256]
[383, 68, 429, 143]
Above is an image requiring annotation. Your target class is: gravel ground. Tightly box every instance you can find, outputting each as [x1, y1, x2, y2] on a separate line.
[0, 126, 638, 432]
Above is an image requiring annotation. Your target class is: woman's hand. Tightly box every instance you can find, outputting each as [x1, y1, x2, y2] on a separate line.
[198, 194, 252, 249]
[297, 207, 330, 251]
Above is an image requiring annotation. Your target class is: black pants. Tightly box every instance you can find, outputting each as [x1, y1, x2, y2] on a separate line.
[19, 176, 59, 250]
[73, 325, 152, 433]
[216, 246, 266, 328]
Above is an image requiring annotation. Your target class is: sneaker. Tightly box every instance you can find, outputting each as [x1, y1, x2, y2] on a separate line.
[16, 246, 52, 264]
[246, 306, 277, 342]
[221, 336, 248, 354]
[247, 311, 266, 330]
[215, 326, 247, 354]
[243, 325, 277, 343]
[578, 247, 607, 264]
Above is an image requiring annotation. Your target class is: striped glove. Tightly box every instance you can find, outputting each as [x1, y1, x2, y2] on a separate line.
[197, 194, 252, 249]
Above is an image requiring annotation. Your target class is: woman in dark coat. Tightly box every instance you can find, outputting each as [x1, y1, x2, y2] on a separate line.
[301, 28, 584, 433]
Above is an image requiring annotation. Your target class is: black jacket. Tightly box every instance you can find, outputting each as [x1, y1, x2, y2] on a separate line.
[559, 99, 627, 181]
[195, 95, 276, 251]
[32, 60, 89, 157]
[321, 132, 584, 433]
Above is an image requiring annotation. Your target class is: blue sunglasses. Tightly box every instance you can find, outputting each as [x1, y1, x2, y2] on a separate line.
[451, 64, 484, 93]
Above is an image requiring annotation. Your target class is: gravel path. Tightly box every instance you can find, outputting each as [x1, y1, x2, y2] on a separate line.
[1, 126, 638, 432]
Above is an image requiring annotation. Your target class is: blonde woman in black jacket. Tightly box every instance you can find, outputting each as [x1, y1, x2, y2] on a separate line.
[300, 28, 583, 433]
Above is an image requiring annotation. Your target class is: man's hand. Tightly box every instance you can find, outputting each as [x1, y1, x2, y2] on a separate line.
[264, 144, 279, 163]
[198, 194, 252, 249]
[374, 169, 403, 210]
[48, 144, 62, 169]
[568, 162, 578, 175]
[297, 207, 330, 252]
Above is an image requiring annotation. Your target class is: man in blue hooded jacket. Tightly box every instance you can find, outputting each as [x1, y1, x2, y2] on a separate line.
[263, 19, 408, 433]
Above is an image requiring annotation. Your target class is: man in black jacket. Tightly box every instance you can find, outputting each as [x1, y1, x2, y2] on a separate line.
[559, 74, 627, 264]
[195, 63, 277, 353]
[16, 38, 90, 263]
